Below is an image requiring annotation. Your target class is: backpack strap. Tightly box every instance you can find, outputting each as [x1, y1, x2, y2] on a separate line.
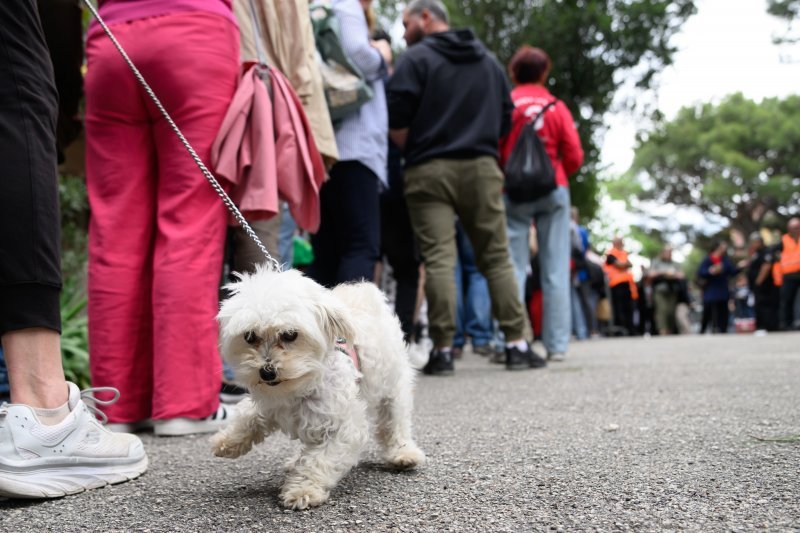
[527, 99, 558, 127]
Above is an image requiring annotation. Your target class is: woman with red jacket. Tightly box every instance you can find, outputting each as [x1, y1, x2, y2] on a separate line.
[499, 46, 584, 361]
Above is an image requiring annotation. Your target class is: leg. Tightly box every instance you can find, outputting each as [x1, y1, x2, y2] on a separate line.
[457, 223, 493, 348]
[211, 397, 269, 458]
[571, 284, 588, 340]
[374, 369, 426, 469]
[504, 197, 536, 303]
[309, 176, 340, 287]
[0, 0, 63, 409]
[281, 416, 369, 510]
[404, 160, 459, 348]
[232, 217, 281, 274]
[85, 25, 159, 423]
[278, 203, 297, 268]
[453, 247, 466, 349]
[454, 157, 526, 343]
[148, 13, 239, 421]
[533, 187, 572, 353]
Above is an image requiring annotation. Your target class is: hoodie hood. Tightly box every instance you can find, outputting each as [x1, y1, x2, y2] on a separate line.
[422, 29, 486, 63]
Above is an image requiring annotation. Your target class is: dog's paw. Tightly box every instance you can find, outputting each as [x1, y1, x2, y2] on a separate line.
[210, 431, 250, 459]
[280, 484, 330, 510]
[386, 443, 426, 470]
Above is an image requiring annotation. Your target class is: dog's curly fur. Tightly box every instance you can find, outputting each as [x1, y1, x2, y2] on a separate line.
[211, 267, 425, 510]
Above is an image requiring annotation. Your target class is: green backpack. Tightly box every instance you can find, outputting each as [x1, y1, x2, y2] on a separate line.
[309, 2, 374, 123]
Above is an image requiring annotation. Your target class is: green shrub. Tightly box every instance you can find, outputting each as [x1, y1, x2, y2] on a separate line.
[59, 175, 90, 388]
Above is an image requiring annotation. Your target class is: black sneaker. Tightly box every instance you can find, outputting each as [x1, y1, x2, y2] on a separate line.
[220, 382, 248, 404]
[505, 345, 547, 371]
[422, 348, 455, 376]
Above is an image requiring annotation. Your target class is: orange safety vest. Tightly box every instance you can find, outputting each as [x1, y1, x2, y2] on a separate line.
[604, 248, 639, 300]
[780, 233, 800, 276]
[772, 261, 783, 287]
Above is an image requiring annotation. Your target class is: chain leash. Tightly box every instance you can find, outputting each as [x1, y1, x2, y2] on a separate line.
[81, 0, 281, 271]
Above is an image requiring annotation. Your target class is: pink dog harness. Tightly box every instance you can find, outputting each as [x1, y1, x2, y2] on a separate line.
[335, 337, 361, 375]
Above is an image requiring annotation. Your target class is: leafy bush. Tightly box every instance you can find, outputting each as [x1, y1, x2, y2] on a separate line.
[59, 175, 90, 388]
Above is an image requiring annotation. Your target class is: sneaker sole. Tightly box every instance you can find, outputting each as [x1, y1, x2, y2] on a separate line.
[422, 369, 455, 376]
[219, 393, 248, 404]
[153, 418, 231, 437]
[0, 455, 148, 499]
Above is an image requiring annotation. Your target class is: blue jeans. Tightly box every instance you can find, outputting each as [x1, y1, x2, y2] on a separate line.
[453, 223, 493, 348]
[505, 187, 571, 354]
[0, 347, 9, 401]
[571, 284, 588, 339]
[278, 202, 297, 268]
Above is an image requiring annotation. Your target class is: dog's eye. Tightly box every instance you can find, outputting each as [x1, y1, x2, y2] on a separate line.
[243, 330, 261, 345]
[280, 330, 298, 343]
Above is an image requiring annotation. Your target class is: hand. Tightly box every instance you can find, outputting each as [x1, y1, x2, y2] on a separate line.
[371, 39, 393, 66]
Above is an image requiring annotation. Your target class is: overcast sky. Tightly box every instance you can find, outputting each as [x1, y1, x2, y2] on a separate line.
[600, 0, 800, 175]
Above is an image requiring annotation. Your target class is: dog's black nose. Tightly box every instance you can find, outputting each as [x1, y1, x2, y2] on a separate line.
[259, 366, 277, 382]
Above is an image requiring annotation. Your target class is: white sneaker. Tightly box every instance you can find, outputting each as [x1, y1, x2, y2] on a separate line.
[153, 403, 237, 437]
[548, 352, 566, 362]
[105, 419, 153, 433]
[0, 383, 148, 498]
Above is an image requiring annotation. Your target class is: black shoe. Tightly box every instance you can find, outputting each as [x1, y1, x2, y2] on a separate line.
[422, 348, 455, 376]
[505, 345, 547, 371]
[220, 382, 248, 404]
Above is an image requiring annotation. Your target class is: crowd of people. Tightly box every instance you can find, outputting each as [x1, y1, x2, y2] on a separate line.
[1, 0, 798, 502]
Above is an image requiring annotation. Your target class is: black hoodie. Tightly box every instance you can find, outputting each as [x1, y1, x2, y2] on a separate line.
[388, 29, 513, 167]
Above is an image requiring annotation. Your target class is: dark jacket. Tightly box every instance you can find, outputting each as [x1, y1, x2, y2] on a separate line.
[387, 29, 513, 167]
[698, 254, 736, 303]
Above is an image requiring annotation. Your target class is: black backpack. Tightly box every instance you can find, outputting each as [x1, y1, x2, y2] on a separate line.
[504, 101, 557, 203]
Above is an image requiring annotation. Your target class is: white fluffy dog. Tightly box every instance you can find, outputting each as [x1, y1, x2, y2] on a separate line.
[211, 267, 426, 510]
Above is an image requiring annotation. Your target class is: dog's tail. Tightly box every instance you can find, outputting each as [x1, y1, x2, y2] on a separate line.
[406, 338, 432, 370]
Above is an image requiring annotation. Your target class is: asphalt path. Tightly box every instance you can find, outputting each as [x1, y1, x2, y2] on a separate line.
[2, 332, 799, 531]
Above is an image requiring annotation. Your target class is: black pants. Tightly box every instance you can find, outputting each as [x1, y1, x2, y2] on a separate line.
[309, 161, 380, 288]
[779, 274, 800, 330]
[380, 192, 420, 342]
[610, 283, 635, 335]
[754, 287, 780, 332]
[701, 300, 729, 333]
[0, 0, 62, 336]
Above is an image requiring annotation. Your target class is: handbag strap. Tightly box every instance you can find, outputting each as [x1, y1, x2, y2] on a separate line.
[247, 0, 269, 67]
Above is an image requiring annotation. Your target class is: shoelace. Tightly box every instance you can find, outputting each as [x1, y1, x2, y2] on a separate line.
[0, 387, 121, 425]
[79, 386, 121, 425]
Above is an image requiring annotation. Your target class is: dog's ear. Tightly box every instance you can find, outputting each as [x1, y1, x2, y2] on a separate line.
[315, 296, 357, 345]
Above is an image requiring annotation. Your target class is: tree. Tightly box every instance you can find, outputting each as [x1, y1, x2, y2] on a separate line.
[621, 93, 800, 237]
[767, 0, 800, 47]
[430, 0, 697, 220]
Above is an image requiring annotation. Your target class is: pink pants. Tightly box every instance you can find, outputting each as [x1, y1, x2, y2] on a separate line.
[85, 12, 239, 423]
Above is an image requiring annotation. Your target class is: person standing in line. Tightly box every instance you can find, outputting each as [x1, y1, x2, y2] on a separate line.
[308, 0, 392, 287]
[697, 240, 737, 334]
[84, 0, 241, 435]
[0, 0, 147, 498]
[649, 245, 684, 335]
[604, 237, 638, 336]
[741, 234, 779, 332]
[498, 46, 585, 361]
[777, 218, 800, 330]
[388, 0, 546, 375]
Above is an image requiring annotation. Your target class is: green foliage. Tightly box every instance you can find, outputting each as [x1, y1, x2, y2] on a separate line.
[59, 175, 89, 283]
[767, 0, 800, 44]
[59, 175, 90, 388]
[60, 279, 90, 390]
[625, 93, 800, 236]
[768, 0, 800, 21]
[436, 0, 697, 220]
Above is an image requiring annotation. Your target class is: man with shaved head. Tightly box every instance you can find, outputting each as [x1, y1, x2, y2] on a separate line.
[388, 0, 546, 375]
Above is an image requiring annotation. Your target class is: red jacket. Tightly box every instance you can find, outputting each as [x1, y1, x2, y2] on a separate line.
[499, 84, 584, 188]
